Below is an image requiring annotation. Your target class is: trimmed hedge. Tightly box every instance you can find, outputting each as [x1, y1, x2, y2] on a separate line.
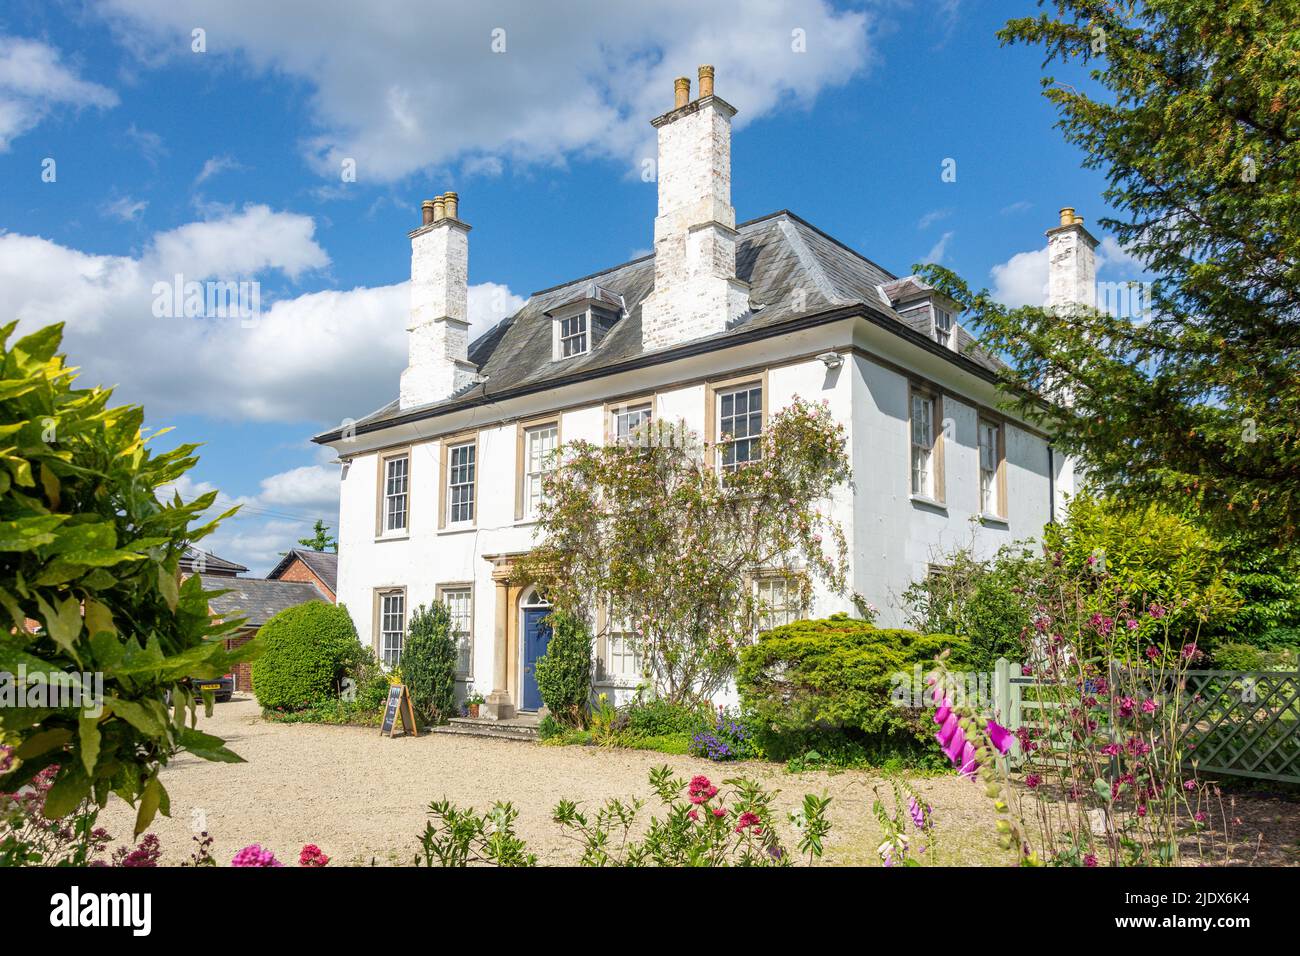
[252, 601, 361, 711]
[535, 612, 592, 727]
[401, 603, 458, 725]
[737, 613, 968, 764]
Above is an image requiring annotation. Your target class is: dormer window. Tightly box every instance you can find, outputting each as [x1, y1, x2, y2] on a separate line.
[548, 283, 626, 362]
[559, 311, 589, 357]
[933, 306, 953, 348]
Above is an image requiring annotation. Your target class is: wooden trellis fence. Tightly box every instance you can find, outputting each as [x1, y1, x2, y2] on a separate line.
[990, 659, 1300, 784]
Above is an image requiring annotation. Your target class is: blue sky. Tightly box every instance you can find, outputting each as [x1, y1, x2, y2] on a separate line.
[0, 1, 1138, 572]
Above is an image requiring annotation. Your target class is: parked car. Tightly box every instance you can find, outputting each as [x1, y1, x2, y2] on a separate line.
[174, 674, 235, 703]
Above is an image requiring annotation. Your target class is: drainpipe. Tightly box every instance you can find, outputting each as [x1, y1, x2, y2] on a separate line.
[1047, 444, 1056, 523]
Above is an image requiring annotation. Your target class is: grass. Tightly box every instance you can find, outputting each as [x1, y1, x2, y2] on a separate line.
[540, 727, 693, 756]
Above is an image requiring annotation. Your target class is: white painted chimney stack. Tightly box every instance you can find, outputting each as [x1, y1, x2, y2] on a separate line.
[400, 191, 477, 409]
[640, 66, 750, 351]
[1046, 206, 1098, 311]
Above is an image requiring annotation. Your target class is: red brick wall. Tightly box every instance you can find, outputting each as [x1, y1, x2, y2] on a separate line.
[225, 629, 258, 692]
[273, 558, 335, 602]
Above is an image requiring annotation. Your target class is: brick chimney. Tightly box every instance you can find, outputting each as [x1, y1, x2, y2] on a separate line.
[1046, 206, 1098, 311]
[640, 65, 750, 351]
[400, 192, 477, 409]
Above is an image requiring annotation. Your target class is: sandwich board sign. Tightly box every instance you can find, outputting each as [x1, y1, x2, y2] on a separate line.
[380, 684, 419, 738]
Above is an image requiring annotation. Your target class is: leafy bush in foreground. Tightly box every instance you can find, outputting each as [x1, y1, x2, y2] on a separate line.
[0, 321, 254, 838]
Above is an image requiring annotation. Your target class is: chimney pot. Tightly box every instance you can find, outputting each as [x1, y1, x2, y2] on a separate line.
[674, 76, 690, 109]
[433, 195, 446, 221]
[421, 200, 436, 226]
[444, 191, 459, 221]
[1059, 206, 1075, 228]
[698, 64, 714, 98]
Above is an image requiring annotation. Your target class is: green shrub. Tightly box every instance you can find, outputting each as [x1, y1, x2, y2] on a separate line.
[400, 603, 457, 725]
[619, 697, 707, 738]
[737, 613, 967, 764]
[252, 602, 360, 711]
[535, 612, 592, 727]
[537, 714, 565, 741]
[903, 543, 1040, 671]
[1211, 641, 1298, 671]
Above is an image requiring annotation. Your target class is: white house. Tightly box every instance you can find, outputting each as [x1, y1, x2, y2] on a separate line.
[313, 67, 1087, 719]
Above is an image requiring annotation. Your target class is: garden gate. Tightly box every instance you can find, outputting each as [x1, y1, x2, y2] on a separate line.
[990, 659, 1300, 785]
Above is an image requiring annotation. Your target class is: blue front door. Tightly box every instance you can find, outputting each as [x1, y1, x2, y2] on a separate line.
[522, 608, 552, 711]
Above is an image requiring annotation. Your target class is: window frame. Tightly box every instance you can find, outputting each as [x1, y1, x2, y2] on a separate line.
[375, 449, 411, 538]
[608, 400, 654, 446]
[933, 305, 953, 348]
[552, 305, 591, 360]
[515, 417, 561, 521]
[753, 573, 804, 633]
[908, 386, 946, 503]
[375, 587, 407, 668]
[597, 600, 644, 686]
[977, 415, 1007, 518]
[437, 583, 474, 679]
[706, 374, 767, 474]
[438, 432, 479, 530]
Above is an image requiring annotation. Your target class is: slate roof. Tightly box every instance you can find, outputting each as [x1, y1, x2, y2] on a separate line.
[200, 575, 326, 627]
[316, 210, 1003, 442]
[180, 546, 248, 576]
[267, 548, 339, 594]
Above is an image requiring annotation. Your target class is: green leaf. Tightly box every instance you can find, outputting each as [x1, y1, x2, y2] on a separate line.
[78, 714, 101, 775]
[134, 773, 162, 837]
[34, 593, 82, 658]
[42, 764, 90, 819]
[177, 726, 245, 764]
[0, 515, 64, 551]
[157, 564, 179, 611]
[14, 727, 72, 759]
[105, 696, 166, 736]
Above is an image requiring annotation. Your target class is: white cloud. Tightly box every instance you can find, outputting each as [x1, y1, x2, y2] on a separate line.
[0, 207, 524, 425]
[990, 247, 1048, 308]
[0, 35, 118, 149]
[195, 154, 243, 184]
[917, 208, 951, 230]
[1096, 234, 1149, 276]
[101, 196, 148, 222]
[919, 230, 954, 265]
[99, 0, 876, 182]
[999, 200, 1031, 216]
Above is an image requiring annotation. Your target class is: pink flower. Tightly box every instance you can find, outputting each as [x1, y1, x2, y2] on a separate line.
[1126, 619, 1139, 631]
[735, 811, 761, 834]
[712, 807, 726, 819]
[1083, 854, 1098, 867]
[1025, 774, 1041, 789]
[688, 775, 718, 804]
[687, 809, 699, 821]
[1142, 698, 1158, 713]
[1182, 642, 1199, 660]
[231, 844, 283, 867]
[1149, 603, 1167, 620]
[1145, 646, 1159, 660]
[908, 796, 929, 829]
[298, 844, 330, 867]
[1183, 780, 1197, 792]
[1194, 811, 1207, 823]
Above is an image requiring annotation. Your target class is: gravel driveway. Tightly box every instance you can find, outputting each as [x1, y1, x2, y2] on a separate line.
[95, 696, 1297, 866]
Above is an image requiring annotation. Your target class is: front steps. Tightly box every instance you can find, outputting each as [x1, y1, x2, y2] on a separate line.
[429, 715, 540, 743]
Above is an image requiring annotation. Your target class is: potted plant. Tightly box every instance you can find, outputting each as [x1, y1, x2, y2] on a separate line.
[464, 689, 486, 718]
